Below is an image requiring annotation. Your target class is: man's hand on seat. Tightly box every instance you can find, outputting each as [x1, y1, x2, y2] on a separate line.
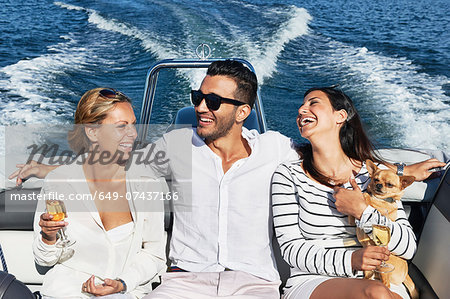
[8, 160, 58, 186]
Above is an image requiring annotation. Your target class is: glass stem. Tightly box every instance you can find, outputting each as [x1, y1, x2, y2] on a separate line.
[59, 227, 68, 241]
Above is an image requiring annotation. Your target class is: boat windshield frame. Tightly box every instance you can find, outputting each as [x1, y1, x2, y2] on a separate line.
[138, 58, 267, 142]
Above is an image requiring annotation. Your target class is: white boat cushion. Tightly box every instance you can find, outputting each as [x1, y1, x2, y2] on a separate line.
[376, 148, 447, 202]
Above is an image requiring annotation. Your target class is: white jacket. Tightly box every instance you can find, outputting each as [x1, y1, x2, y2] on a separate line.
[33, 161, 167, 298]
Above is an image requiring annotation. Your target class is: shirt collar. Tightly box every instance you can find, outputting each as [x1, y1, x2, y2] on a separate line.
[241, 127, 259, 148]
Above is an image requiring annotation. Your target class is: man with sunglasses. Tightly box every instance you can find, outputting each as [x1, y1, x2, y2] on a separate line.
[137, 60, 299, 299]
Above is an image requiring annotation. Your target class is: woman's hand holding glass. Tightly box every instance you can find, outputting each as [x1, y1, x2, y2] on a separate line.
[44, 200, 75, 248]
[39, 211, 68, 245]
[351, 246, 390, 272]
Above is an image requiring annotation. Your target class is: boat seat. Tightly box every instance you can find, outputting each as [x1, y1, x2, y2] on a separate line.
[408, 167, 450, 298]
[376, 148, 447, 236]
[0, 189, 39, 230]
[174, 106, 261, 132]
[0, 143, 447, 295]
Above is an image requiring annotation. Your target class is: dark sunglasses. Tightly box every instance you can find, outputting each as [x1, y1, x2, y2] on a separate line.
[191, 90, 246, 111]
[98, 88, 131, 101]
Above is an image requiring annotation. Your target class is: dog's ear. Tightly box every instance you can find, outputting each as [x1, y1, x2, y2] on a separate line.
[400, 176, 415, 190]
[365, 160, 377, 176]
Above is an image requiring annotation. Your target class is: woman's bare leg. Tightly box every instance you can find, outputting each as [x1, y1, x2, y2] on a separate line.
[310, 278, 402, 299]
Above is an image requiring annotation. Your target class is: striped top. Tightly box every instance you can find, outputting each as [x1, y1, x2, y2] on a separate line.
[271, 160, 417, 291]
[0, 243, 7, 272]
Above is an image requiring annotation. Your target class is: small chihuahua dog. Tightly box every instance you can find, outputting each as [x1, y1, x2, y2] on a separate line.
[353, 160, 418, 299]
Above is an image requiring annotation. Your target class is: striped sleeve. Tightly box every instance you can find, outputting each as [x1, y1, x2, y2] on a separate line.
[271, 164, 355, 277]
[356, 202, 417, 259]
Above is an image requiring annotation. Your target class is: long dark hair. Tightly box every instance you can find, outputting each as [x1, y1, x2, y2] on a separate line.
[297, 86, 383, 187]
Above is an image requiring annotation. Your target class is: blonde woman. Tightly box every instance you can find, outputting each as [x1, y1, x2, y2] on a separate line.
[32, 88, 166, 298]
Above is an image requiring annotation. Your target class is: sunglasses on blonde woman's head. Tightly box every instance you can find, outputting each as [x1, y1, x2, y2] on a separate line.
[98, 88, 131, 101]
[191, 90, 246, 111]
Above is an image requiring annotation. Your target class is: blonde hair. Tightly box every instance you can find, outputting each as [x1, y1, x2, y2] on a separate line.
[67, 87, 132, 154]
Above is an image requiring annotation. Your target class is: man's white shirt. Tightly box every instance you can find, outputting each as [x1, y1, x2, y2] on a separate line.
[139, 127, 299, 281]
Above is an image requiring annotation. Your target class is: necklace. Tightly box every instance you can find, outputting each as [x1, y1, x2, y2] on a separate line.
[327, 178, 346, 186]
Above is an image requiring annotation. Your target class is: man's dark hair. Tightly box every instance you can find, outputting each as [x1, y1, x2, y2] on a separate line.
[206, 60, 257, 108]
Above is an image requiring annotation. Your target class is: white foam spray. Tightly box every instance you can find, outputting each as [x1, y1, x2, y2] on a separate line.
[0, 34, 85, 125]
[55, 2, 312, 88]
[197, 5, 312, 85]
[0, 33, 90, 156]
[317, 40, 449, 150]
[250, 6, 311, 84]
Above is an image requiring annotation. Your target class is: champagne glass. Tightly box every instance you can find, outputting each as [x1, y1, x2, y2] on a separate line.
[46, 200, 76, 248]
[371, 209, 394, 273]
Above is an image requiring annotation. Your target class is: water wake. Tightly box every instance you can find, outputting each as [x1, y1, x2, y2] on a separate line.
[55, 1, 312, 87]
[309, 39, 450, 150]
[248, 6, 311, 84]
[0, 34, 85, 125]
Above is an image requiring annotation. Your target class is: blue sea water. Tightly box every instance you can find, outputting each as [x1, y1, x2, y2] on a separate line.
[0, 0, 449, 151]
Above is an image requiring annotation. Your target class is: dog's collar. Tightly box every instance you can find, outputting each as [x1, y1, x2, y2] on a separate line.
[370, 193, 396, 203]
